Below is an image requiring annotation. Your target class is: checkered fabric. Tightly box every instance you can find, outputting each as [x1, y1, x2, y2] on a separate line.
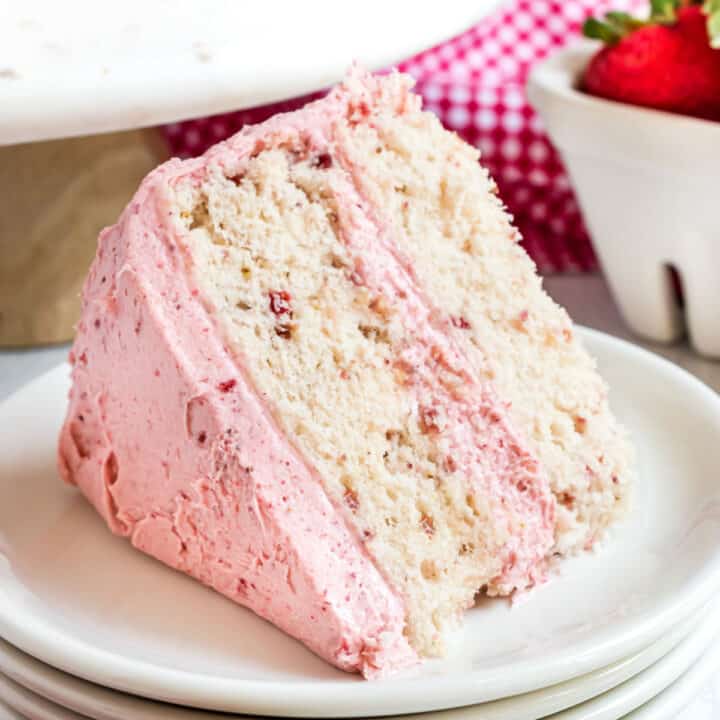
[163, 0, 648, 273]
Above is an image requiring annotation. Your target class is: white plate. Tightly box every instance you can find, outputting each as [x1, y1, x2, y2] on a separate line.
[1, 329, 720, 717]
[0, 607, 706, 720]
[0, 675, 84, 720]
[547, 605, 720, 720]
[626, 627, 720, 720]
[1, 605, 719, 720]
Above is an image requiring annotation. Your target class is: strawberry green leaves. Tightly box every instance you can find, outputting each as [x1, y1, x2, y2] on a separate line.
[583, 17, 623, 43]
[705, 0, 720, 47]
[606, 12, 646, 32]
[584, 0, 720, 49]
[649, 0, 679, 23]
[583, 12, 646, 43]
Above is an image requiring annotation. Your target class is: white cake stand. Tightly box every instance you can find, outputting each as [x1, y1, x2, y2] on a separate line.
[0, 0, 500, 345]
[0, 0, 500, 145]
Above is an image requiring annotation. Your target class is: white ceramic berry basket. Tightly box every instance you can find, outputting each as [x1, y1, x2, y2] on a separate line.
[527, 42, 720, 358]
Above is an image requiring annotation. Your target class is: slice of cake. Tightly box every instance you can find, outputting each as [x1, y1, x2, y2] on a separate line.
[58, 69, 632, 678]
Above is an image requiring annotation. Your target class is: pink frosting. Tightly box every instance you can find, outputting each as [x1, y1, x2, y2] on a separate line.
[58, 70, 554, 678]
[57, 154, 417, 678]
[327, 182, 554, 593]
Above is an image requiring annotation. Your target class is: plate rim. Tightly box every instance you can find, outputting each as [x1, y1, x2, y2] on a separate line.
[626, 619, 720, 720]
[0, 602, 711, 720]
[1, 327, 720, 716]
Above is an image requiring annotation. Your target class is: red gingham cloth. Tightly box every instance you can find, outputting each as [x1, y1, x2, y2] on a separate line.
[163, 0, 647, 274]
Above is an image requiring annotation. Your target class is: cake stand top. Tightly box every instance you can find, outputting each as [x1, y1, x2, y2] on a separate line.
[0, 0, 499, 146]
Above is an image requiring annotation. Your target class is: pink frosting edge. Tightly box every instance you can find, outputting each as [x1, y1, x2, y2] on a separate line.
[58, 147, 418, 677]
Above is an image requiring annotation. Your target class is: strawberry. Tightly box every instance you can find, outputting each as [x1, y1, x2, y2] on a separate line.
[582, 0, 720, 121]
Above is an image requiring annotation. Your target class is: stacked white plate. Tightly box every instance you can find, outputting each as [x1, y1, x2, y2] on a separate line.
[2, 328, 720, 720]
